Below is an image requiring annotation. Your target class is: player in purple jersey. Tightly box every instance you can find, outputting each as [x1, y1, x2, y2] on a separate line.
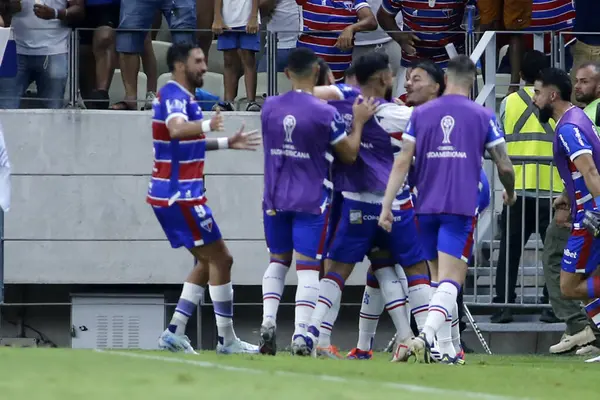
[151, 43, 261, 355]
[532, 69, 600, 335]
[303, 52, 432, 360]
[380, 55, 516, 364]
[259, 47, 379, 356]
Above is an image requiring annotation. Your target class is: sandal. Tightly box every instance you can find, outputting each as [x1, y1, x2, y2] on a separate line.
[110, 100, 137, 110]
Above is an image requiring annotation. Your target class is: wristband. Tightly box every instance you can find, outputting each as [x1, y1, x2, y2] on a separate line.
[201, 119, 212, 133]
[217, 137, 229, 149]
[54, 8, 58, 19]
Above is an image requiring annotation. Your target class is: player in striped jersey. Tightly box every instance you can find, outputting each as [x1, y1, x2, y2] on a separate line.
[296, 0, 377, 82]
[533, 68, 600, 343]
[149, 43, 261, 355]
[377, 0, 468, 96]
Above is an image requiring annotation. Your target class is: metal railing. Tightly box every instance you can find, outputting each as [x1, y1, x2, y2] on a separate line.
[0, 27, 587, 312]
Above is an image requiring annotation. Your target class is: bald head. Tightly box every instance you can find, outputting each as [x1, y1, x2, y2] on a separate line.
[574, 62, 600, 105]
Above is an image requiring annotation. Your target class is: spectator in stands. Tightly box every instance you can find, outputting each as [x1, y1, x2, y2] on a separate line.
[570, 0, 600, 107]
[257, 0, 300, 73]
[0, 0, 84, 109]
[351, 0, 401, 77]
[111, 0, 196, 110]
[377, 0, 467, 97]
[544, 63, 600, 355]
[78, 0, 119, 109]
[212, 0, 261, 111]
[478, 0, 531, 94]
[492, 50, 562, 324]
[296, 0, 377, 82]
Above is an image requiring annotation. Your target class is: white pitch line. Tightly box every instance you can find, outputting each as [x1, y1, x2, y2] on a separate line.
[95, 350, 528, 400]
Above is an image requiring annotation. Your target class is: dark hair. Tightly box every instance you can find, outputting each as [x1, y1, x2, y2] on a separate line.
[354, 52, 390, 85]
[167, 43, 201, 72]
[287, 47, 318, 77]
[520, 50, 548, 83]
[344, 64, 356, 79]
[538, 67, 572, 101]
[411, 59, 445, 96]
[447, 55, 477, 82]
[316, 58, 331, 86]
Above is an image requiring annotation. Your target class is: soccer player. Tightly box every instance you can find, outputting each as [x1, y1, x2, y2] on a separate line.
[380, 55, 516, 364]
[259, 47, 378, 356]
[532, 68, 600, 346]
[150, 43, 261, 355]
[304, 52, 432, 360]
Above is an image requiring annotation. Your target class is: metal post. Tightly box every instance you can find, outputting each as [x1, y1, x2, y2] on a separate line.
[266, 31, 278, 97]
[559, 33, 566, 71]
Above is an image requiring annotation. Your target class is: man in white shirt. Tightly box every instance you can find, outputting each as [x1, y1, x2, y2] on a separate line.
[352, 0, 402, 77]
[0, 0, 84, 109]
[257, 0, 300, 72]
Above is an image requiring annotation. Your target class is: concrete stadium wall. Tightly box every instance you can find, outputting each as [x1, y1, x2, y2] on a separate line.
[0, 110, 370, 285]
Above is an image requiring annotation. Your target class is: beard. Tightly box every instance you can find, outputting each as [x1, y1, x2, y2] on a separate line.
[538, 104, 553, 124]
[385, 86, 393, 102]
[576, 92, 595, 105]
[186, 69, 204, 89]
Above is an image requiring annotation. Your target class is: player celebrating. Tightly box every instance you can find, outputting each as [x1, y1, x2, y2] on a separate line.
[304, 52, 432, 360]
[150, 43, 261, 355]
[532, 68, 600, 351]
[379, 55, 516, 364]
[258, 47, 378, 356]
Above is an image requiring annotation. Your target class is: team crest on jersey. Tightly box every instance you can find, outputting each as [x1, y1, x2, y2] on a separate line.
[343, 1, 353, 10]
[283, 115, 296, 143]
[349, 209, 362, 224]
[343, 113, 353, 132]
[440, 115, 455, 144]
[200, 218, 214, 232]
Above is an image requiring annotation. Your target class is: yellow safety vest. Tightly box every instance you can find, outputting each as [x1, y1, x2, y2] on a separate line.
[503, 87, 563, 193]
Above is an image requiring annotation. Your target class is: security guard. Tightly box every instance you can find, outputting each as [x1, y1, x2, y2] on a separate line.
[492, 50, 562, 323]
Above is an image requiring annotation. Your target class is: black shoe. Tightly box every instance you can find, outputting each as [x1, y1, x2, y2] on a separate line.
[490, 308, 513, 323]
[540, 309, 561, 323]
[85, 89, 109, 110]
[259, 325, 277, 355]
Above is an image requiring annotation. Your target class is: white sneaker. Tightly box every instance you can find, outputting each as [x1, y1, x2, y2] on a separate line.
[158, 329, 198, 354]
[585, 354, 600, 363]
[391, 337, 412, 362]
[549, 326, 595, 354]
[576, 344, 600, 356]
[216, 338, 260, 355]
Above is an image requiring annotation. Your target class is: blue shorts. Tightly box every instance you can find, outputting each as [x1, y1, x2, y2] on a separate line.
[264, 209, 330, 259]
[153, 203, 222, 249]
[561, 229, 600, 275]
[217, 28, 260, 52]
[327, 197, 425, 266]
[417, 214, 476, 262]
[116, 0, 196, 54]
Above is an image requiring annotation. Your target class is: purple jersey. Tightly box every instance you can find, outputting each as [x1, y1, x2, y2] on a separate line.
[554, 107, 600, 225]
[262, 90, 347, 215]
[404, 95, 505, 216]
[328, 84, 395, 194]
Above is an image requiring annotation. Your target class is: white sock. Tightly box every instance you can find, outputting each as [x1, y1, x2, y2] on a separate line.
[451, 301, 462, 353]
[209, 282, 237, 346]
[319, 295, 340, 348]
[294, 260, 321, 337]
[407, 274, 431, 331]
[374, 267, 412, 341]
[169, 282, 204, 335]
[357, 275, 384, 351]
[423, 280, 459, 347]
[307, 272, 344, 340]
[437, 317, 456, 358]
[261, 260, 290, 328]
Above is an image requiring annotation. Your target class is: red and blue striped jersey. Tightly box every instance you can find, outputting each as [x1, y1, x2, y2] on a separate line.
[526, 0, 575, 53]
[381, 0, 468, 68]
[296, 0, 369, 81]
[146, 81, 207, 208]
